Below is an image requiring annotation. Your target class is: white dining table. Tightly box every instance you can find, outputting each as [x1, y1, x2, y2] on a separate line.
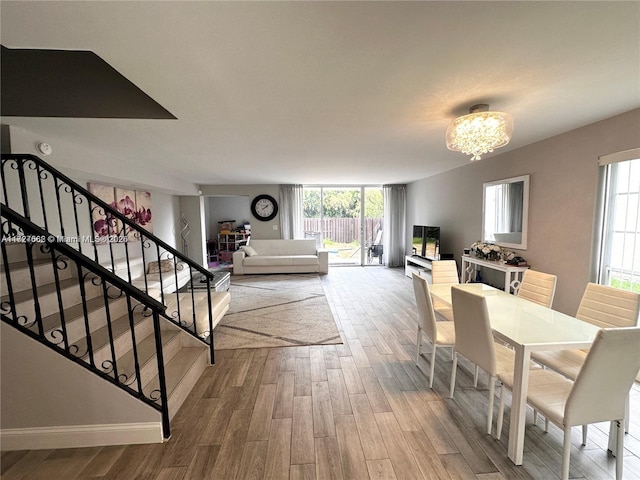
[429, 283, 600, 465]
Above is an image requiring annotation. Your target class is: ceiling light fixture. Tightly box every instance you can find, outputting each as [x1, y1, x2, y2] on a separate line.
[445, 104, 513, 161]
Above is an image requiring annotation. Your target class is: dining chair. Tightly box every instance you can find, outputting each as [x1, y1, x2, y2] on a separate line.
[531, 283, 640, 432]
[449, 286, 517, 434]
[430, 260, 459, 322]
[516, 269, 557, 308]
[431, 260, 459, 284]
[412, 273, 456, 388]
[498, 327, 640, 480]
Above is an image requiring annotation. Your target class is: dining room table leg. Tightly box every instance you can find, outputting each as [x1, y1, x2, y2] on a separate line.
[507, 344, 531, 465]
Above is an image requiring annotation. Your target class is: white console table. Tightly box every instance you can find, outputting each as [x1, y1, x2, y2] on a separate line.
[461, 255, 529, 293]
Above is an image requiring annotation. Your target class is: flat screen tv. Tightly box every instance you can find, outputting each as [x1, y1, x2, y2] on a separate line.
[411, 225, 440, 260]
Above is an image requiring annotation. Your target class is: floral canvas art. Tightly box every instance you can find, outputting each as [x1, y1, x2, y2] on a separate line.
[88, 183, 153, 241]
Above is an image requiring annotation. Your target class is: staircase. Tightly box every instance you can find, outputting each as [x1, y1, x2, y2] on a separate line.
[1, 154, 222, 447]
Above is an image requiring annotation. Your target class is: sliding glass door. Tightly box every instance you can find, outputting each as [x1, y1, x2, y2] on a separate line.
[303, 186, 384, 266]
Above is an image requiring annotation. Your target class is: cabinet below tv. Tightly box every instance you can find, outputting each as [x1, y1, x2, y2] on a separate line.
[405, 254, 454, 281]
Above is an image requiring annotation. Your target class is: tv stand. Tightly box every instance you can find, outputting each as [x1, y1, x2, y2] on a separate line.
[405, 255, 433, 280]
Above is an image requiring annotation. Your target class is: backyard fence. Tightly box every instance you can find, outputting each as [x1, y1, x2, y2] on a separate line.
[303, 218, 383, 244]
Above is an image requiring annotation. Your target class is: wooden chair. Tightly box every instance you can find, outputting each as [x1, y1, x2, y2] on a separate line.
[498, 327, 640, 480]
[516, 269, 557, 308]
[412, 273, 455, 388]
[449, 286, 517, 434]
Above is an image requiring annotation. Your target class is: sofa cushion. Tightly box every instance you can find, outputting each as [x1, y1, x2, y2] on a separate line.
[292, 255, 320, 266]
[244, 255, 295, 267]
[250, 239, 317, 256]
[147, 259, 175, 274]
[240, 245, 258, 257]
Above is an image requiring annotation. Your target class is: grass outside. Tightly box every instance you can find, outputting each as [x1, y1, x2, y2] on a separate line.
[610, 277, 640, 293]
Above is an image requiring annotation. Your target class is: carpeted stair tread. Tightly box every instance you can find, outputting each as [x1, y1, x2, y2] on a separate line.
[145, 347, 206, 401]
[36, 296, 116, 336]
[1, 277, 79, 304]
[1, 257, 53, 272]
[72, 311, 150, 359]
[112, 329, 180, 381]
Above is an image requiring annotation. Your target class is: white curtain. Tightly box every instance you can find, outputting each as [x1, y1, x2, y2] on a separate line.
[279, 185, 304, 239]
[383, 184, 406, 267]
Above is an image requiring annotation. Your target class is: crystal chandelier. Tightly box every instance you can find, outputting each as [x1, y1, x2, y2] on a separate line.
[445, 104, 514, 161]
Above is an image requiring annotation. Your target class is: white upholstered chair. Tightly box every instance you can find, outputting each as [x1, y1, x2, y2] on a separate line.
[430, 260, 459, 322]
[412, 273, 455, 388]
[498, 327, 640, 480]
[431, 260, 459, 284]
[516, 269, 557, 308]
[532, 282, 640, 383]
[449, 286, 517, 434]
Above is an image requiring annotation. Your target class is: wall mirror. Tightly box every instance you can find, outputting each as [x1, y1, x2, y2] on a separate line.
[482, 174, 530, 250]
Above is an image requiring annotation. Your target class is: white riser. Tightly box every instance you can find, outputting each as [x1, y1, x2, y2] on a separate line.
[1, 242, 51, 266]
[50, 296, 130, 346]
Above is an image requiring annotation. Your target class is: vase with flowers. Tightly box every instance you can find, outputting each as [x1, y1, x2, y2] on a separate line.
[469, 241, 502, 261]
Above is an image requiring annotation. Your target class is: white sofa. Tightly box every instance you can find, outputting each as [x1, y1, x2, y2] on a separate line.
[232, 239, 328, 275]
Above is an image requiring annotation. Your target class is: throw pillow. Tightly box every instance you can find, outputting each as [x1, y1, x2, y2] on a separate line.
[147, 259, 174, 274]
[241, 245, 258, 257]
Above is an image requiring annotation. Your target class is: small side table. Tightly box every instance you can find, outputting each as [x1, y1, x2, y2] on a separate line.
[188, 270, 230, 292]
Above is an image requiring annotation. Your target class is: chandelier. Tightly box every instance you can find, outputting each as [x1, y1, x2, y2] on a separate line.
[445, 104, 513, 161]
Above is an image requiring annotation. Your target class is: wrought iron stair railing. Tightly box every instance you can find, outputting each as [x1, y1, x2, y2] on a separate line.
[1, 205, 172, 438]
[1, 153, 217, 363]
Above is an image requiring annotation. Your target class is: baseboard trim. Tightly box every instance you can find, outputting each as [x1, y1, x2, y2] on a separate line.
[0, 422, 164, 451]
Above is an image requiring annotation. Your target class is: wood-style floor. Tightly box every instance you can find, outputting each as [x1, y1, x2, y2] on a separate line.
[2, 266, 640, 480]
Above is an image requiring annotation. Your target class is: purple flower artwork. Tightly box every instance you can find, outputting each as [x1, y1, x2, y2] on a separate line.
[88, 183, 153, 242]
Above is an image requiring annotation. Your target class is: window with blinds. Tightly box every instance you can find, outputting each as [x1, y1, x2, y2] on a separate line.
[597, 150, 640, 292]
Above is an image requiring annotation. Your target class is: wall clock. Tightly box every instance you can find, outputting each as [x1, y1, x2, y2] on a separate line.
[251, 194, 278, 221]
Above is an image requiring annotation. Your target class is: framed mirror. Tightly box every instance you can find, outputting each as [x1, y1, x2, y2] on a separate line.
[482, 174, 530, 250]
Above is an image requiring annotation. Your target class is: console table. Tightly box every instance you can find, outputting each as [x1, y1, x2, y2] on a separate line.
[461, 255, 528, 293]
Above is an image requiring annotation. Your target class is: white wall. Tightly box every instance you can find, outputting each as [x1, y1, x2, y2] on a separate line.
[407, 108, 640, 315]
[179, 195, 207, 266]
[206, 196, 252, 239]
[8, 125, 198, 196]
[199, 185, 282, 240]
[0, 323, 162, 449]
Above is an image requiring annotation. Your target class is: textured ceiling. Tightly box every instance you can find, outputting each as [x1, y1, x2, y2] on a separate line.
[1, 1, 638, 190]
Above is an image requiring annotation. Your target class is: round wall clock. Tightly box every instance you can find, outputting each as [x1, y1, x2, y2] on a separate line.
[251, 194, 278, 221]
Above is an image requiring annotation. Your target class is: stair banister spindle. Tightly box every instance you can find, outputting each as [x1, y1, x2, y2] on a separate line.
[77, 265, 97, 368]
[0, 235, 18, 323]
[49, 246, 71, 353]
[152, 310, 170, 438]
[35, 164, 50, 233]
[101, 278, 119, 381]
[125, 294, 144, 396]
[156, 244, 165, 305]
[187, 266, 197, 337]
[89, 199, 101, 267]
[70, 185, 84, 257]
[16, 158, 30, 219]
[53, 178, 67, 238]
[140, 232, 150, 294]
[206, 278, 214, 364]
[25, 240, 45, 337]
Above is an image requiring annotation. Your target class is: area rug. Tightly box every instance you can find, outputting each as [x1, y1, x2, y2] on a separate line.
[213, 273, 343, 350]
